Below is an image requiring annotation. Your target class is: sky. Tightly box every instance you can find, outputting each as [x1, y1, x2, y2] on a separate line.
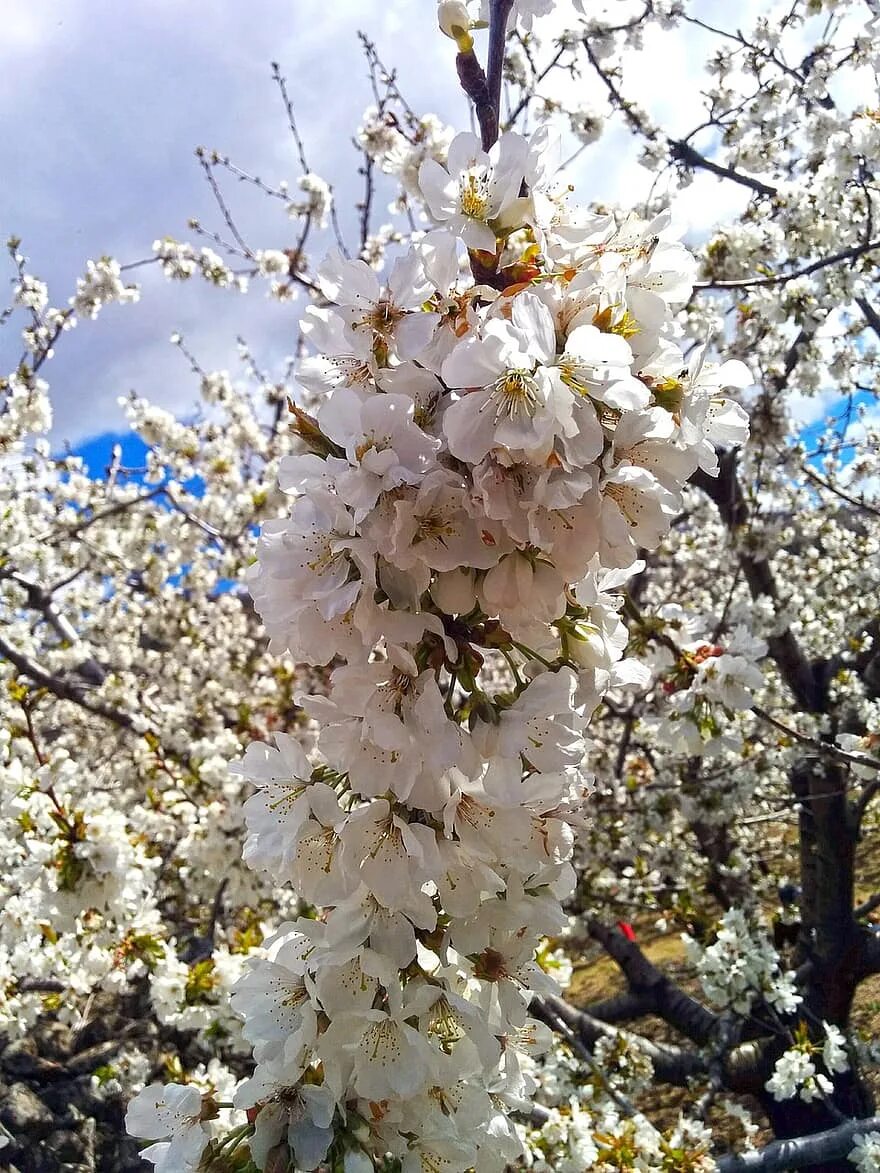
[0, 0, 814, 461]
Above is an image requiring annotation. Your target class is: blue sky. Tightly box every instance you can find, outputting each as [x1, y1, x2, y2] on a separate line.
[4, 0, 856, 461]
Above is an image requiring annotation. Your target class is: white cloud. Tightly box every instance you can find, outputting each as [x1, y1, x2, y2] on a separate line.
[787, 388, 845, 429]
[0, 0, 827, 447]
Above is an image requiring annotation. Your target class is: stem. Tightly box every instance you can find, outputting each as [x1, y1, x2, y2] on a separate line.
[511, 641, 556, 668]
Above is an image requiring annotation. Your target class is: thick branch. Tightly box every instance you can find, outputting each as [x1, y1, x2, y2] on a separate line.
[456, 49, 496, 152]
[530, 994, 707, 1088]
[716, 1116, 880, 1173]
[587, 919, 718, 1046]
[860, 931, 880, 976]
[581, 989, 653, 1024]
[452, 0, 512, 152]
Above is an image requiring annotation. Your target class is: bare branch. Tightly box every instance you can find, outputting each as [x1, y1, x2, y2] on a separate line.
[485, 0, 514, 148]
[587, 919, 719, 1046]
[270, 62, 310, 173]
[195, 148, 254, 259]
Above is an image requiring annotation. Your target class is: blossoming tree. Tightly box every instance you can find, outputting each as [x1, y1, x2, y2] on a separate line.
[1, 1, 879, 1171]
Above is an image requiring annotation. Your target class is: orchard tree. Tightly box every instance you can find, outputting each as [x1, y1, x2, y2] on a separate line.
[1, 2, 879, 1172]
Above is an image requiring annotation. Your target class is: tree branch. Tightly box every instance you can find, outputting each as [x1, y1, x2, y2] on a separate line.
[587, 919, 719, 1046]
[752, 705, 880, 773]
[581, 36, 777, 199]
[696, 238, 880, 290]
[485, 0, 514, 149]
[856, 295, 880, 340]
[530, 993, 708, 1088]
[581, 989, 653, 1024]
[669, 138, 778, 198]
[716, 1115, 880, 1173]
[0, 633, 141, 733]
[691, 455, 823, 712]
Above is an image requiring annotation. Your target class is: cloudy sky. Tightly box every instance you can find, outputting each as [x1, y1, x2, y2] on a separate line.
[1, 0, 770, 451]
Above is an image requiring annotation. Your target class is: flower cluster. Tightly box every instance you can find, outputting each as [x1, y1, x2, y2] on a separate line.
[851, 1132, 880, 1173]
[765, 1021, 849, 1104]
[684, 908, 800, 1016]
[147, 124, 750, 1172]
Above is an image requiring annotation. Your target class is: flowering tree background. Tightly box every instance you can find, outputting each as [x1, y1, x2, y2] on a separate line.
[1, 2, 879, 1172]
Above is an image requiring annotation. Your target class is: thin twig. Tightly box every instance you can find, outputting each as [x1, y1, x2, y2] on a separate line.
[695, 238, 880, 291]
[752, 705, 880, 773]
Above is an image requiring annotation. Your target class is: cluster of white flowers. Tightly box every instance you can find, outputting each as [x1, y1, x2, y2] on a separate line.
[357, 107, 454, 207]
[640, 615, 767, 757]
[1, 246, 143, 452]
[70, 257, 140, 319]
[288, 172, 333, 228]
[530, 1106, 707, 1173]
[5, 0, 880, 1166]
[152, 238, 248, 290]
[851, 1132, 880, 1173]
[0, 261, 310, 1080]
[765, 1021, 849, 1104]
[684, 908, 799, 1016]
[125, 119, 748, 1171]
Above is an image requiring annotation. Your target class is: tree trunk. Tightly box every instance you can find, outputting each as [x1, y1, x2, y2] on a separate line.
[758, 757, 874, 1169]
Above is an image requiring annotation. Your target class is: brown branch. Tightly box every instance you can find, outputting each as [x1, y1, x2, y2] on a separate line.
[1, 571, 108, 685]
[581, 36, 777, 198]
[792, 758, 863, 1030]
[802, 464, 880, 521]
[54, 486, 165, 540]
[581, 989, 653, 1024]
[752, 705, 880, 773]
[456, 46, 497, 152]
[669, 138, 778, 198]
[856, 892, 880, 920]
[0, 635, 190, 771]
[270, 62, 310, 173]
[195, 148, 254, 259]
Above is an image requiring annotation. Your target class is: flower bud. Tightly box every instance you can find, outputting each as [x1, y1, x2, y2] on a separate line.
[438, 1, 472, 44]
